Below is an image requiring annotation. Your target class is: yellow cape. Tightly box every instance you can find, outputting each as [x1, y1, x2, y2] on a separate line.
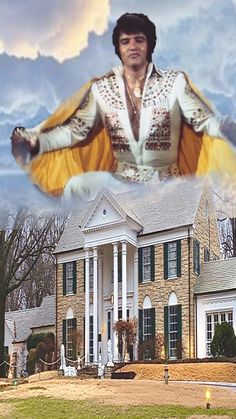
[16, 78, 236, 196]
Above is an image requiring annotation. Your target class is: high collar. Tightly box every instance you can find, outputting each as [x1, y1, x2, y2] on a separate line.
[112, 62, 164, 80]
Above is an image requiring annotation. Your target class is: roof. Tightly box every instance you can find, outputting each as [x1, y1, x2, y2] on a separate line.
[195, 258, 236, 295]
[31, 295, 56, 329]
[5, 295, 55, 342]
[55, 178, 205, 253]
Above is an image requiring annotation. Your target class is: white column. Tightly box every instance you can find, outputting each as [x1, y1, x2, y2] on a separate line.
[113, 242, 118, 362]
[133, 248, 139, 360]
[85, 249, 90, 364]
[98, 257, 103, 362]
[93, 247, 98, 363]
[122, 241, 127, 321]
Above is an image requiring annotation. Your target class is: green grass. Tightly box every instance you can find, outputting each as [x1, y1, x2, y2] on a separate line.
[0, 398, 236, 419]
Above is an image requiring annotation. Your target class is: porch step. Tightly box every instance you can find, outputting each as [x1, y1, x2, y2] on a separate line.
[104, 365, 115, 379]
[77, 365, 98, 379]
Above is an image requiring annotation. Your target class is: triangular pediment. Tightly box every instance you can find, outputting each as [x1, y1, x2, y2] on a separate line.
[81, 191, 126, 231]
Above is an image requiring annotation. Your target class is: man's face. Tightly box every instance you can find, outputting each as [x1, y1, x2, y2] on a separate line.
[118, 31, 149, 69]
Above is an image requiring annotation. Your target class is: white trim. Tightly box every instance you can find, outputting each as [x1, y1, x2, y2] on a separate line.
[143, 295, 152, 309]
[168, 292, 178, 306]
[138, 227, 193, 247]
[66, 307, 74, 319]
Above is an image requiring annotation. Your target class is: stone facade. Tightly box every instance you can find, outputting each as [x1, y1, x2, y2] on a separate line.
[136, 188, 220, 360]
[56, 259, 85, 356]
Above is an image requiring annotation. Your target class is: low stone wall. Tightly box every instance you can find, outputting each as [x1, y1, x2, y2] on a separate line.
[120, 362, 236, 383]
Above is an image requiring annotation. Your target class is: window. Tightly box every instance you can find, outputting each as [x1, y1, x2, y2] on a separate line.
[89, 315, 93, 363]
[139, 306, 155, 360]
[65, 262, 73, 294]
[138, 246, 155, 283]
[168, 242, 177, 277]
[118, 309, 129, 320]
[164, 241, 181, 279]
[169, 305, 178, 358]
[193, 239, 200, 275]
[164, 304, 182, 360]
[118, 252, 122, 282]
[63, 261, 76, 295]
[206, 311, 233, 356]
[89, 258, 93, 289]
[143, 309, 152, 340]
[111, 252, 122, 284]
[142, 247, 151, 282]
[107, 311, 111, 340]
[204, 247, 210, 262]
[66, 318, 74, 359]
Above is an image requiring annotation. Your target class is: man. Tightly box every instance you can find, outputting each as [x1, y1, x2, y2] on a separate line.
[11, 13, 236, 197]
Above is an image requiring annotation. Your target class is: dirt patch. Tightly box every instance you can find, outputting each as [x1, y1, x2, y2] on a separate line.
[120, 362, 236, 383]
[0, 378, 235, 409]
[0, 402, 14, 417]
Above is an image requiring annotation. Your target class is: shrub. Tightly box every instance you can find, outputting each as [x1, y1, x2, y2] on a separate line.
[211, 322, 236, 358]
[26, 332, 55, 374]
[27, 333, 47, 352]
[27, 348, 38, 374]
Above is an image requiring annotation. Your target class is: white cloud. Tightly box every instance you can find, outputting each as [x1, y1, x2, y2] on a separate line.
[0, 0, 110, 62]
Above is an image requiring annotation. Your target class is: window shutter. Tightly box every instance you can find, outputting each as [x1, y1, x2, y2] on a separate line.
[176, 304, 182, 359]
[193, 240, 200, 275]
[164, 306, 169, 359]
[197, 242, 200, 275]
[62, 319, 67, 356]
[63, 264, 66, 296]
[138, 248, 143, 283]
[150, 245, 155, 281]
[139, 309, 143, 342]
[73, 261, 77, 294]
[164, 243, 169, 279]
[177, 240, 181, 277]
[83, 259, 86, 292]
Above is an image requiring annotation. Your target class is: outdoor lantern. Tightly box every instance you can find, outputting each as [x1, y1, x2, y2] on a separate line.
[205, 389, 211, 409]
[164, 364, 169, 384]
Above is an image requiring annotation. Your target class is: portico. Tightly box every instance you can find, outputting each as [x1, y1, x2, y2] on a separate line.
[84, 240, 139, 364]
[81, 190, 142, 364]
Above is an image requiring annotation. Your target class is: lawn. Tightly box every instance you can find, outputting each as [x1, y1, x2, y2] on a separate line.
[0, 397, 236, 419]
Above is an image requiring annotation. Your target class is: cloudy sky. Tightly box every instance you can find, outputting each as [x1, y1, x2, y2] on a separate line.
[0, 0, 235, 210]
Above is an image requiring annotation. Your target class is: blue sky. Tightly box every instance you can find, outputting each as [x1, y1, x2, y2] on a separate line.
[0, 0, 235, 209]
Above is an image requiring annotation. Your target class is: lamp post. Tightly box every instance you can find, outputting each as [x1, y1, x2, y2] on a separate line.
[164, 364, 169, 384]
[206, 390, 211, 410]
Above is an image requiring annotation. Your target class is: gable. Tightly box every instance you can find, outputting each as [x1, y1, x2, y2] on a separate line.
[82, 194, 126, 231]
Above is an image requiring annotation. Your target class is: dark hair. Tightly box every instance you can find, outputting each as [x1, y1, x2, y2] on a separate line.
[112, 13, 157, 62]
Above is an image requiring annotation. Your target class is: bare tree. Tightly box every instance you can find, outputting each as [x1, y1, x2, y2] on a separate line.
[0, 208, 66, 377]
[5, 214, 66, 310]
[213, 185, 236, 258]
[218, 217, 236, 258]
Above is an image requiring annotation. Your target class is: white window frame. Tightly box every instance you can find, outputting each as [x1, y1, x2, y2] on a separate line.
[206, 310, 233, 356]
[66, 262, 74, 295]
[168, 305, 178, 359]
[142, 247, 151, 282]
[66, 318, 74, 359]
[168, 242, 177, 278]
[89, 258, 93, 290]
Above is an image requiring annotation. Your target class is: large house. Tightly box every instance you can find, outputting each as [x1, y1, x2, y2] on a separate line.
[54, 180, 236, 364]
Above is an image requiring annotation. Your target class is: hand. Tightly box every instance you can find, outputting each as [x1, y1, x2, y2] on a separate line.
[11, 127, 39, 165]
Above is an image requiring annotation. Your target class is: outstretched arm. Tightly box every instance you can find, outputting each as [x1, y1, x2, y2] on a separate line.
[176, 73, 236, 149]
[11, 85, 102, 163]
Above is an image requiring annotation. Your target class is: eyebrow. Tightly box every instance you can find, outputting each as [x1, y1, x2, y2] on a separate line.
[119, 34, 146, 42]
